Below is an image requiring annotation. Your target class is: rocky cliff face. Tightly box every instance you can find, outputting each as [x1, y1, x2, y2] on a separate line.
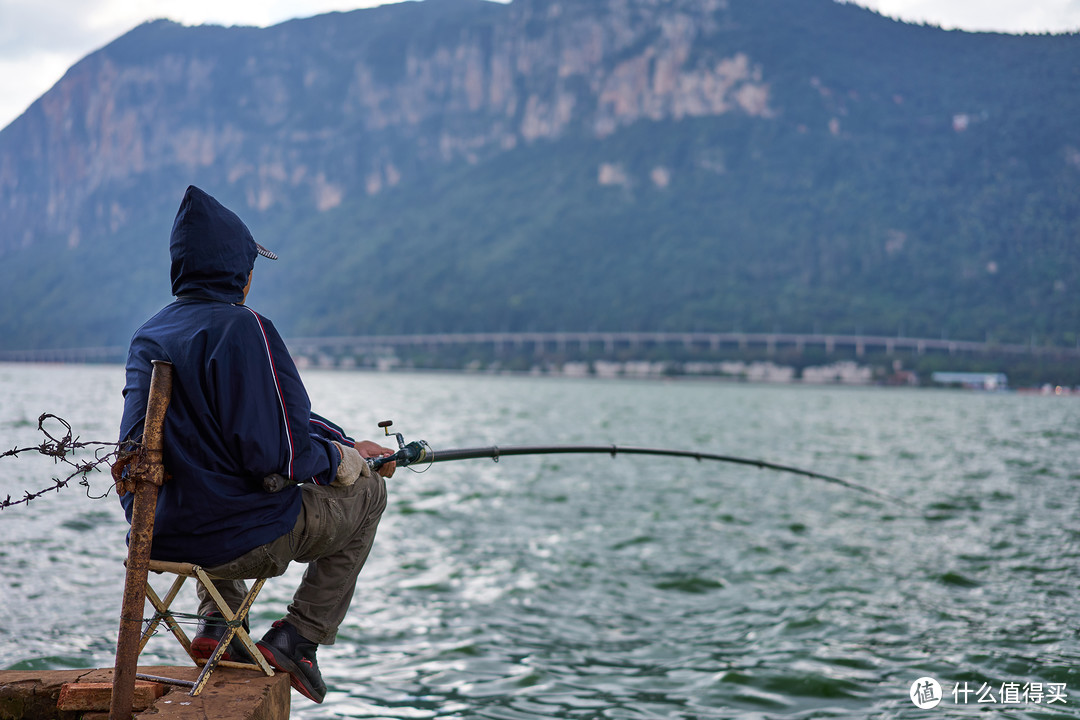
[0, 0, 776, 253]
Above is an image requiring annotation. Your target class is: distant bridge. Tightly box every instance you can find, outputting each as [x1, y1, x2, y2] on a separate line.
[288, 331, 1079, 360]
[1, 332, 1076, 365]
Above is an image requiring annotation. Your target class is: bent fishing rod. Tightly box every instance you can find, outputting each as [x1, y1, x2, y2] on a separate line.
[264, 421, 907, 507]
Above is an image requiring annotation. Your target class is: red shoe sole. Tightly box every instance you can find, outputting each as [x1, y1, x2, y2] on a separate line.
[257, 645, 324, 703]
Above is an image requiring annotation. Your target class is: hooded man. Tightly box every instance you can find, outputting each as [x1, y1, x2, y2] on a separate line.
[119, 185, 393, 703]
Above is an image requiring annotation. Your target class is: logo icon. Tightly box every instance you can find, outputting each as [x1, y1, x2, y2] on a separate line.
[911, 677, 942, 709]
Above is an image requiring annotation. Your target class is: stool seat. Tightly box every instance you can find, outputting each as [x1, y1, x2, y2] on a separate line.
[137, 559, 274, 696]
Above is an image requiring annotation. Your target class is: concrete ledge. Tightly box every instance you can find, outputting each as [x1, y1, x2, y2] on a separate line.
[0, 666, 290, 720]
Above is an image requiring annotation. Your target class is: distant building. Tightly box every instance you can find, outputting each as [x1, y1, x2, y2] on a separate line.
[802, 361, 873, 385]
[931, 372, 1008, 390]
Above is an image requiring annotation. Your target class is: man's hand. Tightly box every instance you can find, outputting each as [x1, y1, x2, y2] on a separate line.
[355, 440, 396, 478]
[331, 441, 366, 487]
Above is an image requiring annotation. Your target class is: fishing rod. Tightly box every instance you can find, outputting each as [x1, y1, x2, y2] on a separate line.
[264, 421, 907, 507]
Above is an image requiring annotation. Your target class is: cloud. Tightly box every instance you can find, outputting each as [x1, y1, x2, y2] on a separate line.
[0, 0, 124, 60]
[845, 0, 1080, 32]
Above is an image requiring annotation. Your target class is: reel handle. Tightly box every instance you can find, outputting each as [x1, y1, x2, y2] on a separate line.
[379, 419, 406, 450]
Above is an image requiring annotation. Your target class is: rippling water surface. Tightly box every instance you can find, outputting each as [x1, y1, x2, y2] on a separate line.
[1, 363, 1078, 718]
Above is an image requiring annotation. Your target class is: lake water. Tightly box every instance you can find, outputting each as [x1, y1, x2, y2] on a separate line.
[1, 363, 1078, 719]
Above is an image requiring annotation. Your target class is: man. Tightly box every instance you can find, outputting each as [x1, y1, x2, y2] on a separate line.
[119, 185, 394, 703]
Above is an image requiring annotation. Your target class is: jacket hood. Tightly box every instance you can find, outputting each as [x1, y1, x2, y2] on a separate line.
[170, 186, 257, 303]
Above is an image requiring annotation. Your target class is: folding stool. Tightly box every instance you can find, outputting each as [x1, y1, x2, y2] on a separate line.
[136, 560, 274, 696]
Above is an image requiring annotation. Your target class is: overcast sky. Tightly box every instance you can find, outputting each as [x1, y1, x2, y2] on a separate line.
[1, 0, 1078, 131]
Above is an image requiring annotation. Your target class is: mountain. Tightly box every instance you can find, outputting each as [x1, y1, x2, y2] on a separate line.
[0, 0, 1077, 352]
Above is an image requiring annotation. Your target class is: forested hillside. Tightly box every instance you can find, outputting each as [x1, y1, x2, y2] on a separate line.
[0, 0, 1076, 351]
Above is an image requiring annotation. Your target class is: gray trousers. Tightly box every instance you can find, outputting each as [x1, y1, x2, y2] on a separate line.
[197, 472, 387, 645]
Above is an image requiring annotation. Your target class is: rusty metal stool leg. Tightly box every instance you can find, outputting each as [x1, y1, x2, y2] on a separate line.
[112, 360, 173, 720]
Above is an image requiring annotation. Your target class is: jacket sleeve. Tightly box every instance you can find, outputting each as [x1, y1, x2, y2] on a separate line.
[212, 307, 340, 485]
[310, 412, 357, 445]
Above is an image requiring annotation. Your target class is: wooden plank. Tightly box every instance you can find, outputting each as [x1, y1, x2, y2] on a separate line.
[56, 681, 163, 711]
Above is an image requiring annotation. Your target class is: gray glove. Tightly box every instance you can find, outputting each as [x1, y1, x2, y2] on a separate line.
[331, 441, 371, 487]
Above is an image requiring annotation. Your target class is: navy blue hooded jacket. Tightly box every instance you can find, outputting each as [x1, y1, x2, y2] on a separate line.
[119, 185, 350, 566]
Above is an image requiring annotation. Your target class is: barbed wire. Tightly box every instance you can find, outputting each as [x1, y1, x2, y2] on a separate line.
[1, 413, 133, 510]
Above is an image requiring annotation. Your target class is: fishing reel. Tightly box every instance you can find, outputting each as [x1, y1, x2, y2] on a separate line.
[369, 420, 431, 471]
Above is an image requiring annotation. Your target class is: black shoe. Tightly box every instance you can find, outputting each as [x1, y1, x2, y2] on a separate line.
[256, 619, 327, 703]
[191, 611, 257, 663]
